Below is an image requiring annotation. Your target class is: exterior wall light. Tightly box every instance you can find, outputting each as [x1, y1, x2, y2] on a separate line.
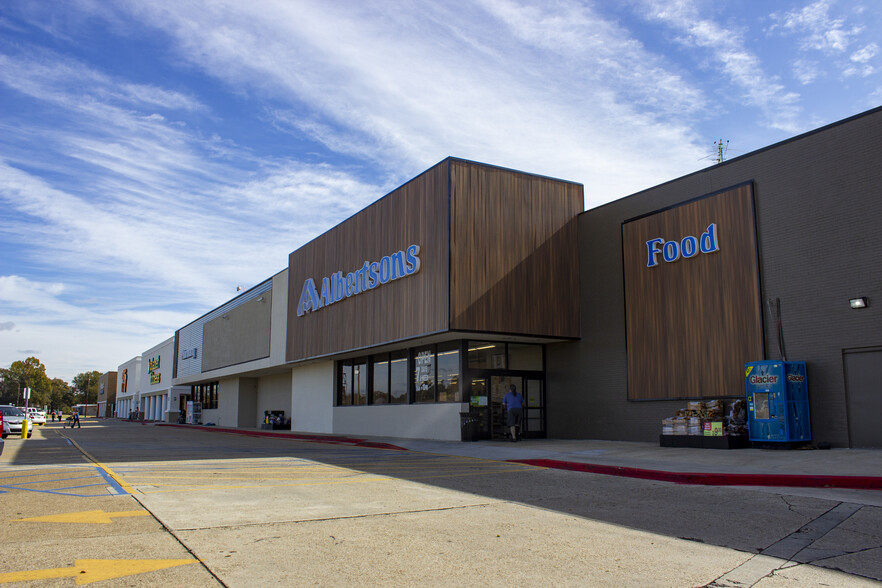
[849, 297, 868, 309]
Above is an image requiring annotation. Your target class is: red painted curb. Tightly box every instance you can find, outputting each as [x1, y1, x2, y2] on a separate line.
[156, 423, 408, 451]
[511, 458, 882, 490]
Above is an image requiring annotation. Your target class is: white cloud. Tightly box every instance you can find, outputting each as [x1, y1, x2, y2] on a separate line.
[846, 43, 879, 76]
[772, 0, 861, 53]
[792, 58, 821, 84]
[95, 0, 712, 205]
[635, 0, 802, 133]
[851, 43, 878, 63]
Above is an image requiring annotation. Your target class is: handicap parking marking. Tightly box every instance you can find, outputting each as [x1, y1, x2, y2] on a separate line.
[62, 433, 135, 494]
[0, 465, 129, 497]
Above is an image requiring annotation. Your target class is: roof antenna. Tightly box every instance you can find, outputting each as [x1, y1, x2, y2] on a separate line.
[715, 139, 729, 163]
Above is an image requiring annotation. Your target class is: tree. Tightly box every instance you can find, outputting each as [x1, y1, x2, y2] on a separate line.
[48, 378, 74, 411]
[72, 371, 102, 406]
[0, 368, 21, 404]
[3, 358, 51, 406]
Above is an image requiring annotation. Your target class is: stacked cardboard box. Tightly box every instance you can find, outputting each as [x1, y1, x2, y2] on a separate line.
[662, 399, 746, 438]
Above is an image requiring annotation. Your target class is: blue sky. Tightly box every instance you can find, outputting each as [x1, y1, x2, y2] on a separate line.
[1, 0, 880, 382]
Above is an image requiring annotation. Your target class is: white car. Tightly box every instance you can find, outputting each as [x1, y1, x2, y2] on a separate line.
[0, 406, 33, 438]
[24, 407, 46, 425]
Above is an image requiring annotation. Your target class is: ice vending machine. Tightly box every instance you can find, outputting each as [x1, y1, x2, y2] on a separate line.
[745, 361, 811, 444]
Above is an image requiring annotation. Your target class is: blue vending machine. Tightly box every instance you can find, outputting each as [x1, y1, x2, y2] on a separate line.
[745, 361, 811, 444]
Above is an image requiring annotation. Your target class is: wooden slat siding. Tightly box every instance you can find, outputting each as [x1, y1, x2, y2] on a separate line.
[286, 161, 450, 362]
[449, 161, 583, 337]
[622, 184, 763, 400]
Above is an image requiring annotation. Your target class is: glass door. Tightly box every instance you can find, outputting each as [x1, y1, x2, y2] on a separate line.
[468, 378, 491, 440]
[491, 375, 523, 440]
[524, 379, 545, 437]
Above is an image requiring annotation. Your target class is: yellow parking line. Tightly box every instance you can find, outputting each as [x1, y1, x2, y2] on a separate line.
[63, 435, 136, 495]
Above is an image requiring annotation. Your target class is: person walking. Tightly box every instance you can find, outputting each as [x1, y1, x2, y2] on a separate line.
[502, 384, 525, 442]
[72, 411, 81, 428]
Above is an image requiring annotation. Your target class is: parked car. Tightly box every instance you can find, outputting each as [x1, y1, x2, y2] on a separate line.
[0, 406, 33, 438]
[1, 416, 9, 440]
[24, 407, 46, 425]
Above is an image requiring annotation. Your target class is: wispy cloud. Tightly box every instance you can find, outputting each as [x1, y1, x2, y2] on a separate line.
[769, 1, 878, 82]
[771, 0, 861, 53]
[104, 0, 709, 202]
[635, 0, 802, 133]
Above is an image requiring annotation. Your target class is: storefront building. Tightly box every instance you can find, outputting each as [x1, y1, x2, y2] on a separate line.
[139, 337, 175, 422]
[116, 356, 141, 420]
[549, 106, 882, 448]
[173, 271, 292, 427]
[96, 371, 117, 418]
[285, 158, 582, 440]
[167, 107, 881, 448]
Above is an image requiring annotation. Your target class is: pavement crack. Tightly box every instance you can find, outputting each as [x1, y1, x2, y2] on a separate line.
[759, 502, 863, 563]
[172, 502, 498, 532]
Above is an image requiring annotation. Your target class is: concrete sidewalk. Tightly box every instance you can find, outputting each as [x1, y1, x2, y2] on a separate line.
[162, 424, 882, 492]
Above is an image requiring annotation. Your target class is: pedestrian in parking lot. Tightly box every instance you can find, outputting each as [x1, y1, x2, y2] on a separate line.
[502, 384, 525, 442]
[72, 411, 80, 428]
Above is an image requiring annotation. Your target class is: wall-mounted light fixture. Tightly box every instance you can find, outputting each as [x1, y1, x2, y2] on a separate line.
[222, 314, 230, 320]
[256, 296, 265, 302]
[849, 297, 868, 309]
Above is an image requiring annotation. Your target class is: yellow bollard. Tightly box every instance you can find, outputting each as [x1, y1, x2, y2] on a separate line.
[21, 419, 30, 439]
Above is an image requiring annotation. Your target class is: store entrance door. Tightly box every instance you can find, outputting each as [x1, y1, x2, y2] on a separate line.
[486, 375, 545, 440]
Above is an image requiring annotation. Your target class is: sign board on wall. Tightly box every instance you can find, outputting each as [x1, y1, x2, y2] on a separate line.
[296, 245, 421, 317]
[148, 356, 161, 385]
[621, 183, 763, 400]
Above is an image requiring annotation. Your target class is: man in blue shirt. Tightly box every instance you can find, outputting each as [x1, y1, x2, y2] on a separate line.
[502, 384, 525, 442]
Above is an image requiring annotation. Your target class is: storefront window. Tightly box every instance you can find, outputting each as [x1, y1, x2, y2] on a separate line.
[413, 347, 435, 403]
[390, 351, 408, 404]
[468, 341, 505, 369]
[372, 355, 389, 404]
[338, 362, 352, 405]
[508, 343, 543, 371]
[191, 382, 219, 409]
[353, 359, 367, 405]
[437, 343, 461, 402]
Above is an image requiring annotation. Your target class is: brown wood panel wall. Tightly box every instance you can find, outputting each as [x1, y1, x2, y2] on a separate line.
[286, 162, 450, 362]
[449, 161, 582, 338]
[622, 184, 763, 400]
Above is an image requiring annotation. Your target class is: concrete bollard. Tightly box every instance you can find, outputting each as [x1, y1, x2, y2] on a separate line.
[21, 419, 30, 439]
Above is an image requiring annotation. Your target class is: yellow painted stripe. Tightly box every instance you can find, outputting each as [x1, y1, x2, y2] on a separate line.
[63, 435, 136, 495]
[0, 559, 195, 585]
[15, 510, 150, 524]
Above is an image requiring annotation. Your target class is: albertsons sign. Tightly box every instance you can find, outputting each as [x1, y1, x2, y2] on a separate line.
[297, 244, 421, 316]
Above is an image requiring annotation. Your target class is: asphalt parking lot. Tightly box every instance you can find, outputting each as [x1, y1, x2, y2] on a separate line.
[1, 420, 879, 587]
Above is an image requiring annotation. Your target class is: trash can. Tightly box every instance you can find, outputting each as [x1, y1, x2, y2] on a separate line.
[460, 412, 480, 442]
